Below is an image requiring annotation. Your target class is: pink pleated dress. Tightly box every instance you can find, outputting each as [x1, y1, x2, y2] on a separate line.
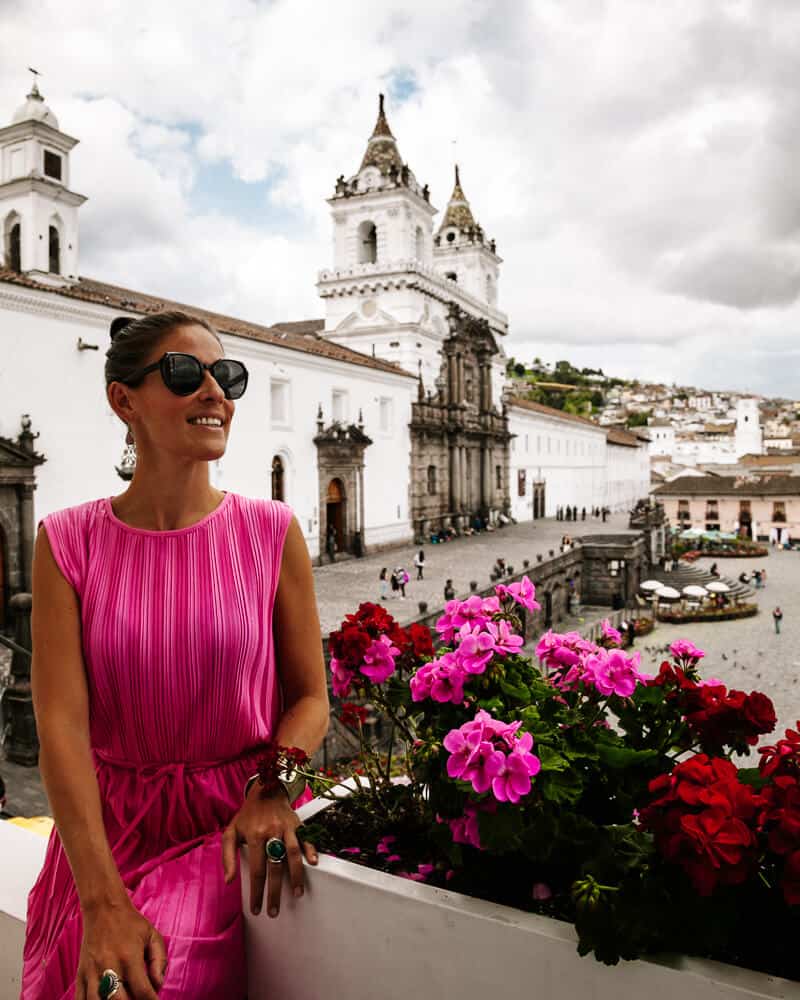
[21, 491, 303, 999]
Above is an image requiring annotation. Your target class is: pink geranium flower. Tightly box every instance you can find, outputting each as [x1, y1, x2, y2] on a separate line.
[410, 653, 467, 704]
[455, 623, 497, 674]
[600, 619, 623, 647]
[359, 634, 400, 684]
[584, 648, 646, 698]
[495, 575, 541, 613]
[444, 711, 539, 801]
[330, 656, 356, 698]
[669, 639, 705, 664]
[491, 732, 542, 803]
[435, 595, 500, 643]
[485, 619, 524, 657]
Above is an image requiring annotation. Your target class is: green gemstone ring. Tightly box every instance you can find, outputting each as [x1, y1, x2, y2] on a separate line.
[98, 969, 122, 999]
[265, 837, 287, 863]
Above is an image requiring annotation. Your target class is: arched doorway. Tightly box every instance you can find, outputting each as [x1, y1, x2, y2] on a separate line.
[326, 478, 347, 554]
[271, 455, 285, 501]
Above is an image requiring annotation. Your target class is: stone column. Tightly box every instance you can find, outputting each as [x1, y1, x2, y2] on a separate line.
[456, 355, 464, 403]
[20, 483, 35, 592]
[447, 353, 457, 406]
[482, 445, 492, 508]
[449, 443, 458, 511]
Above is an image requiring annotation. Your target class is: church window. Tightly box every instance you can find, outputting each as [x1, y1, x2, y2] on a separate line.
[358, 221, 377, 264]
[495, 465, 502, 490]
[48, 225, 60, 274]
[7, 221, 21, 272]
[271, 455, 285, 502]
[427, 465, 437, 495]
[415, 226, 425, 261]
[445, 271, 457, 282]
[43, 150, 62, 181]
[332, 389, 348, 423]
[517, 469, 526, 497]
[773, 501, 787, 523]
[446, 231, 456, 243]
[270, 379, 289, 425]
[379, 397, 392, 433]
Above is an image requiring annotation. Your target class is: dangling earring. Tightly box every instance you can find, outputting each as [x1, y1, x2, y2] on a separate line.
[115, 426, 137, 481]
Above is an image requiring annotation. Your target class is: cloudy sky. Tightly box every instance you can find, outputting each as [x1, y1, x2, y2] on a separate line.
[3, 0, 800, 396]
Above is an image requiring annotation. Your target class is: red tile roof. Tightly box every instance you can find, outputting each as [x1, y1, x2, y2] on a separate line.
[0, 268, 414, 379]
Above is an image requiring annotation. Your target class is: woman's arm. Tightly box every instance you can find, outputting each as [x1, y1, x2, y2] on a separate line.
[270, 516, 330, 753]
[222, 515, 330, 916]
[31, 525, 166, 999]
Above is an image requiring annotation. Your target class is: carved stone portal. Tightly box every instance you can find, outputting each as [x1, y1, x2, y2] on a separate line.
[314, 411, 372, 563]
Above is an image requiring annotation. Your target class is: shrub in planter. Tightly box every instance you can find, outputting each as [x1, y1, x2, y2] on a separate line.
[269, 586, 798, 980]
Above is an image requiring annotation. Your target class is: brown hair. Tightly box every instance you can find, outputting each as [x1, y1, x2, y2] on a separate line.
[104, 310, 222, 388]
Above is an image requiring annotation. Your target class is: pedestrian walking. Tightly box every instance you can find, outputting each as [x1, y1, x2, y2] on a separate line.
[581, 507, 586, 521]
[414, 549, 425, 580]
[444, 578, 456, 601]
[396, 567, 409, 599]
[761, 567, 767, 588]
[390, 569, 400, 598]
[773, 606, 783, 634]
[753, 569, 762, 589]
[572, 505, 578, 521]
[379, 567, 389, 601]
[326, 521, 337, 564]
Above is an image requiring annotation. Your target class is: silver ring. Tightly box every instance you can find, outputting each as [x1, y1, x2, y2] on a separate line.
[265, 836, 287, 863]
[99, 968, 122, 999]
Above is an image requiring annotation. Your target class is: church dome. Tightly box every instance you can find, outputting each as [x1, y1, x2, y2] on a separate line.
[13, 82, 59, 129]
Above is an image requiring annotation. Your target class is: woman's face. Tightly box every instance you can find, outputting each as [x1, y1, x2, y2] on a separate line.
[114, 324, 235, 464]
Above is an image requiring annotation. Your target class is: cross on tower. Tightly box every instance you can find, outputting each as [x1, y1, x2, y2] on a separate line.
[27, 67, 42, 93]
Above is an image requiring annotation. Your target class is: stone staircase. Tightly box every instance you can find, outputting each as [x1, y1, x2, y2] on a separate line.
[645, 562, 756, 604]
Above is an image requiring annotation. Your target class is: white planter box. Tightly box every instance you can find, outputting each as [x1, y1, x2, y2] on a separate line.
[241, 795, 800, 1000]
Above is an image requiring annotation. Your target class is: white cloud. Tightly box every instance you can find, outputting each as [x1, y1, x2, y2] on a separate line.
[3, 0, 800, 393]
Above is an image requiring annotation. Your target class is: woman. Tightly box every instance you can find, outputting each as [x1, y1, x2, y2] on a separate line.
[23, 311, 329, 999]
[414, 550, 425, 581]
[379, 567, 389, 601]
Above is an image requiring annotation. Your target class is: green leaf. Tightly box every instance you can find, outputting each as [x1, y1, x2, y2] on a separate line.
[596, 745, 659, 769]
[535, 744, 570, 772]
[737, 767, 768, 791]
[499, 677, 531, 701]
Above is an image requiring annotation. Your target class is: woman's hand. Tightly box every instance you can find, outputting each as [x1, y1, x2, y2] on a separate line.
[76, 896, 167, 1000]
[222, 785, 318, 918]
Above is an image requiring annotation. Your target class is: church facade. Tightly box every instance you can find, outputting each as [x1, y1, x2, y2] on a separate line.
[0, 84, 648, 624]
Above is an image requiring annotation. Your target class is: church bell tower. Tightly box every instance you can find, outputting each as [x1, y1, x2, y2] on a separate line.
[0, 76, 86, 285]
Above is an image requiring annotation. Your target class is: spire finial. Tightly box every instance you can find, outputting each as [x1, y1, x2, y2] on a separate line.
[27, 66, 42, 99]
[379, 93, 385, 114]
[455, 163, 460, 187]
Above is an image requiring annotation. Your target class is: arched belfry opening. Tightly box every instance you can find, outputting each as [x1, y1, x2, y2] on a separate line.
[271, 455, 285, 502]
[4, 214, 21, 272]
[358, 220, 377, 264]
[48, 224, 60, 274]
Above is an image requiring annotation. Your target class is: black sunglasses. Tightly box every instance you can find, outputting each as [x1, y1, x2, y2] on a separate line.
[123, 352, 249, 400]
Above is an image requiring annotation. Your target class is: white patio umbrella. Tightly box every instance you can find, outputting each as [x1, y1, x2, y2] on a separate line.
[655, 586, 681, 600]
[640, 579, 664, 592]
[706, 581, 730, 593]
[682, 585, 709, 598]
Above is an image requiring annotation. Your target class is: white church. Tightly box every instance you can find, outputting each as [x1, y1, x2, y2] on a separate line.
[0, 82, 648, 620]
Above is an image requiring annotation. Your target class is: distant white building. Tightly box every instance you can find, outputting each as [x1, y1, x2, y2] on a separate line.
[735, 398, 763, 458]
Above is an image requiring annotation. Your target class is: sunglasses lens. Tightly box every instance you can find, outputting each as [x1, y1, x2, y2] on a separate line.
[165, 355, 203, 395]
[213, 360, 248, 400]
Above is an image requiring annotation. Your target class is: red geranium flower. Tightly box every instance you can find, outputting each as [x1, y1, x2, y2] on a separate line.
[759, 722, 800, 779]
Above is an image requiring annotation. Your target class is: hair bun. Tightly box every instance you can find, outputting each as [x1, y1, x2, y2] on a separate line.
[110, 316, 134, 340]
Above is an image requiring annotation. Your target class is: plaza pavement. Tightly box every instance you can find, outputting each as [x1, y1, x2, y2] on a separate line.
[640, 549, 799, 741]
[312, 512, 635, 634]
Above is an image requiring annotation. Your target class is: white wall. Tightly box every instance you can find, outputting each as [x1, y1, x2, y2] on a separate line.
[0, 284, 415, 559]
[606, 442, 651, 512]
[508, 405, 607, 519]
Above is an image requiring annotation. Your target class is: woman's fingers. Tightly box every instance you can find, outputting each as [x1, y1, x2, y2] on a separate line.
[221, 823, 238, 884]
[122, 959, 160, 1000]
[146, 927, 168, 990]
[249, 836, 268, 915]
[266, 847, 284, 917]
[301, 838, 319, 866]
[283, 830, 305, 900]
